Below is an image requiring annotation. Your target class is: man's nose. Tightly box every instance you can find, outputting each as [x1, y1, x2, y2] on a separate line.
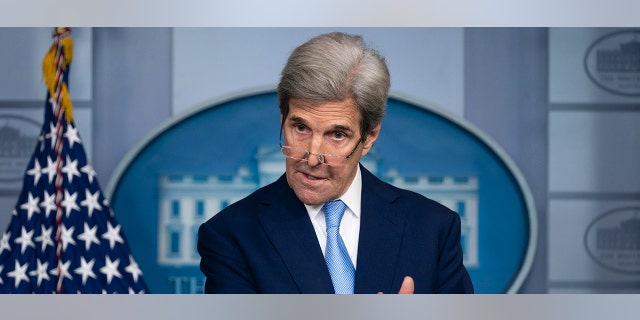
[306, 137, 323, 167]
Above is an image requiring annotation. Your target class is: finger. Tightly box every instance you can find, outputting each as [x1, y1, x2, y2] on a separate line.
[398, 276, 414, 294]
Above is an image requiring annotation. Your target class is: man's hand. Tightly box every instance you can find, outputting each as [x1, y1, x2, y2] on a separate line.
[377, 276, 414, 294]
[398, 276, 414, 294]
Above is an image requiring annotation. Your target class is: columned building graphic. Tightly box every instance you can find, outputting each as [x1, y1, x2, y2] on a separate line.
[0, 124, 34, 158]
[158, 146, 479, 268]
[596, 215, 640, 250]
[596, 39, 640, 73]
[0, 123, 38, 182]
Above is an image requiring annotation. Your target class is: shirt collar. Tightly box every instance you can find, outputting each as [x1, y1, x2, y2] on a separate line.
[305, 165, 362, 219]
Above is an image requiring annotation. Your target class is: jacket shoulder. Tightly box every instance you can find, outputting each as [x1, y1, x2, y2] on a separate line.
[201, 174, 288, 227]
[362, 166, 459, 222]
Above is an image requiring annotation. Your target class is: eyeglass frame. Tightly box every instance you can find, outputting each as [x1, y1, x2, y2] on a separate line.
[279, 138, 364, 166]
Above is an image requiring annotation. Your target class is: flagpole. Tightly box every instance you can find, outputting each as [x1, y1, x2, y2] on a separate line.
[49, 27, 72, 294]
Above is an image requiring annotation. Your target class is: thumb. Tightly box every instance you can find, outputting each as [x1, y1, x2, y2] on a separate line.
[398, 276, 414, 294]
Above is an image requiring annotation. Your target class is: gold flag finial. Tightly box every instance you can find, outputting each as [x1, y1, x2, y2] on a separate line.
[42, 27, 74, 122]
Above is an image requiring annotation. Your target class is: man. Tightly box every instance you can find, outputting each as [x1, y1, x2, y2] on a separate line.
[197, 32, 474, 294]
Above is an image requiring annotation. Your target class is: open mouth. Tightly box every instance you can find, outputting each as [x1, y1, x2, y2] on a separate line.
[300, 171, 326, 182]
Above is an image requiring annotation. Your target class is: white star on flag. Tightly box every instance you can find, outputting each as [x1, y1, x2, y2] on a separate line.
[39, 191, 56, 218]
[50, 260, 73, 282]
[74, 257, 97, 285]
[60, 225, 77, 251]
[102, 222, 124, 249]
[77, 222, 101, 251]
[41, 156, 58, 184]
[124, 255, 144, 283]
[29, 259, 51, 286]
[80, 189, 102, 217]
[45, 121, 58, 149]
[19, 192, 40, 220]
[14, 227, 35, 254]
[100, 256, 122, 284]
[0, 232, 11, 254]
[35, 225, 54, 252]
[80, 164, 97, 184]
[62, 155, 81, 183]
[7, 261, 29, 288]
[64, 124, 82, 147]
[61, 189, 80, 217]
[26, 158, 42, 185]
[38, 133, 45, 152]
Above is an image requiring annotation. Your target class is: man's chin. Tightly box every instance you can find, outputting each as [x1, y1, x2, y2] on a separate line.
[287, 173, 335, 204]
[293, 189, 331, 206]
[296, 194, 325, 206]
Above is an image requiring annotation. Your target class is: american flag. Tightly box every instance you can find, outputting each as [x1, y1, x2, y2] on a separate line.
[0, 28, 148, 293]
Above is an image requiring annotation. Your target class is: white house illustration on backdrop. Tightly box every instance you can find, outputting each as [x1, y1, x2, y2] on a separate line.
[157, 146, 479, 268]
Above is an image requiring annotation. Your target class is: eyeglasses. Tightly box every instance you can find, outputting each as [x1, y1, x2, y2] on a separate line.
[280, 139, 362, 167]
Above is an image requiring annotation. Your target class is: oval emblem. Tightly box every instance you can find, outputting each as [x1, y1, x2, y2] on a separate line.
[584, 207, 640, 273]
[108, 90, 537, 293]
[584, 29, 640, 96]
[0, 115, 40, 182]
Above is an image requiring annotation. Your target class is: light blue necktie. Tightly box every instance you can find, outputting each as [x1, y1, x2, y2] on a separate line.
[323, 200, 355, 294]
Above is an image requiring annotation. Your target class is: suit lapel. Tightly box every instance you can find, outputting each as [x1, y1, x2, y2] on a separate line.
[354, 166, 405, 294]
[256, 169, 405, 294]
[257, 176, 334, 293]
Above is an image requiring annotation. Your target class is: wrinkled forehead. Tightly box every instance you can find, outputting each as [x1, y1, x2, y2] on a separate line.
[286, 99, 361, 128]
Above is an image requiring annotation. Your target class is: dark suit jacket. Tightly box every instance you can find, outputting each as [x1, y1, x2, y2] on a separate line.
[197, 165, 474, 293]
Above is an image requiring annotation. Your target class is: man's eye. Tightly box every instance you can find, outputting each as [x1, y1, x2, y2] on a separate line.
[294, 124, 307, 132]
[332, 132, 346, 140]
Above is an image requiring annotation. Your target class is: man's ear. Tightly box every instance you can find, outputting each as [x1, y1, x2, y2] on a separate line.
[361, 124, 381, 157]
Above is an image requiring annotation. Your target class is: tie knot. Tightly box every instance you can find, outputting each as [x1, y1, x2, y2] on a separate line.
[323, 200, 347, 228]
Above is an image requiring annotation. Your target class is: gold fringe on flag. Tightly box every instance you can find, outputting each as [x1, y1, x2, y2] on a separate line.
[42, 27, 74, 123]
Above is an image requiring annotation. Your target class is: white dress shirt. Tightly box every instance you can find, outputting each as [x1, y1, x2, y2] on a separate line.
[304, 166, 362, 268]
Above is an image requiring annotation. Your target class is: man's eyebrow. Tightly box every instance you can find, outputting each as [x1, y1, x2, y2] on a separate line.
[331, 124, 353, 133]
[287, 115, 307, 124]
[287, 115, 354, 133]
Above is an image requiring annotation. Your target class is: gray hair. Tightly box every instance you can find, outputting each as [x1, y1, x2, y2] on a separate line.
[277, 32, 390, 139]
